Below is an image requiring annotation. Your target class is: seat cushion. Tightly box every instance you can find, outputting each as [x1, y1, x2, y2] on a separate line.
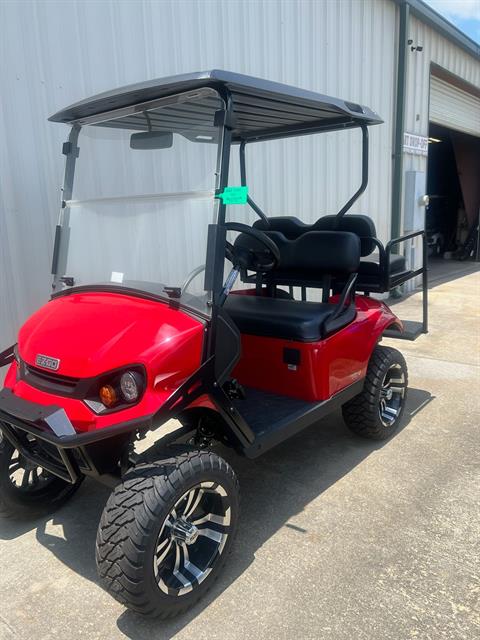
[359, 253, 406, 276]
[225, 294, 355, 341]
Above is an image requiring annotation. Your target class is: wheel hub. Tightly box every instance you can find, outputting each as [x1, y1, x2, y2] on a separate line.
[171, 517, 199, 545]
[7, 447, 54, 492]
[20, 457, 37, 472]
[383, 388, 393, 401]
[379, 363, 406, 427]
[153, 481, 231, 597]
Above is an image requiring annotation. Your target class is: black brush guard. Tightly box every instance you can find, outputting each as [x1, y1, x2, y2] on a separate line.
[0, 388, 150, 485]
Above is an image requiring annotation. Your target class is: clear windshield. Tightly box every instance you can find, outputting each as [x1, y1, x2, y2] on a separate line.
[55, 89, 224, 316]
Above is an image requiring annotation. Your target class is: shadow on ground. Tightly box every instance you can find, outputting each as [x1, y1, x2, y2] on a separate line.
[387, 259, 479, 310]
[0, 387, 433, 639]
[426, 258, 479, 288]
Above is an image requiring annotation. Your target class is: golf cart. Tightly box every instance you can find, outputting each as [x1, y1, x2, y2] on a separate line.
[0, 71, 427, 618]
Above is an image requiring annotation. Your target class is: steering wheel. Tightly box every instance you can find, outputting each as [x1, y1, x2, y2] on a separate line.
[225, 222, 280, 272]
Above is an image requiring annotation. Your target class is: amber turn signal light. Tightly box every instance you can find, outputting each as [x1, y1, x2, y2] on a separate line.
[99, 384, 118, 408]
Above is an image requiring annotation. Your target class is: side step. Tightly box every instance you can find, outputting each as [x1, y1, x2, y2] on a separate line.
[233, 381, 364, 457]
[383, 320, 425, 341]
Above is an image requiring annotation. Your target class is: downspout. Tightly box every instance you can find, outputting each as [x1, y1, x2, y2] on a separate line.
[391, 1, 409, 242]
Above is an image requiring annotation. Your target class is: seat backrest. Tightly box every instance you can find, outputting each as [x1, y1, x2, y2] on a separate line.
[273, 230, 360, 274]
[253, 216, 310, 240]
[254, 214, 377, 257]
[313, 214, 377, 256]
[235, 229, 360, 276]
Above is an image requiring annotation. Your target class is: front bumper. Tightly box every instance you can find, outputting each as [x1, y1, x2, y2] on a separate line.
[0, 389, 151, 484]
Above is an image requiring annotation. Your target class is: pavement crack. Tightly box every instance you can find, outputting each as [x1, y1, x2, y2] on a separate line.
[0, 614, 16, 639]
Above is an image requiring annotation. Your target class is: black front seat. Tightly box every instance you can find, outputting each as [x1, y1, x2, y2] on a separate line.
[224, 295, 356, 341]
[226, 230, 360, 341]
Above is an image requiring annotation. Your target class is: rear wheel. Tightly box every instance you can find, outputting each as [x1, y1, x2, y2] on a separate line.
[342, 346, 408, 440]
[96, 448, 239, 618]
[0, 436, 83, 518]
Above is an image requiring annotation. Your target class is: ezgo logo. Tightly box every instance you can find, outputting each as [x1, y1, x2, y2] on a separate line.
[35, 354, 60, 371]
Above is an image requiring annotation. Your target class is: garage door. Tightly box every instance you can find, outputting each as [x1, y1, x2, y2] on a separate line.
[430, 76, 480, 137]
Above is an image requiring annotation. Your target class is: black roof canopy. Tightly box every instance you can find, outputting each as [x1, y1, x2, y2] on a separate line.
[49, 70, 383, 142]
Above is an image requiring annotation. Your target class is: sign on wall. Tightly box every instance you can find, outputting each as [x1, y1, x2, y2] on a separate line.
[403, 132, 428, 156]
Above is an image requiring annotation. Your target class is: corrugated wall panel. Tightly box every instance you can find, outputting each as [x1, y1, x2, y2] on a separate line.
[0, 0, 398, 354]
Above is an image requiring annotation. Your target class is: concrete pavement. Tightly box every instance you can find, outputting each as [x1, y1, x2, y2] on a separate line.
[0, 264, 479, 640]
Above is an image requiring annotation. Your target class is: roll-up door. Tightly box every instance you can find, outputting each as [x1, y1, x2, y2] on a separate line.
[430, 76, 480, 138]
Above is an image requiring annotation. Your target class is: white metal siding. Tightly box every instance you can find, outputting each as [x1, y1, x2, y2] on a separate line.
[402, 16, 480, 208]
[0, 0, 397, 353]
[400, 16, 480, 291]
[429, 76, 480, 136]
[404, 15, 480, 165]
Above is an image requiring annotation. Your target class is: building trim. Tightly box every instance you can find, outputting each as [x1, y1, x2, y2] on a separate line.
[391, 1, 410, 241]
[393, 0, 480, 60]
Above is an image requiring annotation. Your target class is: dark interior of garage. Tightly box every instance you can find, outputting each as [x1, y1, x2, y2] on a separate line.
[427, 123, 480, 263]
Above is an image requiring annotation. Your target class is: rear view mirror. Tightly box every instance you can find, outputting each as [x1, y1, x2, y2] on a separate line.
[130, 131, 173, 150]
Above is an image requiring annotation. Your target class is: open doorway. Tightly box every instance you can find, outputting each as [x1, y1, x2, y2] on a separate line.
[426, 123, 480, 277]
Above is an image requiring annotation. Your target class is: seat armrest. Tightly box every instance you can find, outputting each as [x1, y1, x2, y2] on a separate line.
[387, 229, 426, 250]
[360, 236, 388, 289]
[386, 230, 427, 285]
[329, 273, 357, 322]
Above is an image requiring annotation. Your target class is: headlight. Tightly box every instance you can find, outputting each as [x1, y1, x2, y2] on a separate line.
[84, 366, 145, 413]
[120, 371, 141, 402]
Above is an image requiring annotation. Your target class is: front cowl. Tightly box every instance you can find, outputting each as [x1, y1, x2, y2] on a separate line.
[17, 291, 205, 380]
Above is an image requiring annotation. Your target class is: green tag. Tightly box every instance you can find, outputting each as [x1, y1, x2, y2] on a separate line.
[216, 186, 248, 205]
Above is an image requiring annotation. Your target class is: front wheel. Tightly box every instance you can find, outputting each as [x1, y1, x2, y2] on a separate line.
[0, 437, 83, 518]
[342, 346, 408, 440]
[96, 448, 239, 619]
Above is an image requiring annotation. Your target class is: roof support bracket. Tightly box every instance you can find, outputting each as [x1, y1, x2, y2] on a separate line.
[214, 109, 237, 130]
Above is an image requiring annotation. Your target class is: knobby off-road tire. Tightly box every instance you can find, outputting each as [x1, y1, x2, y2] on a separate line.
[342, 345, 408, 440]
[96, 448, 239, 619]
[0, 437, 83, 518]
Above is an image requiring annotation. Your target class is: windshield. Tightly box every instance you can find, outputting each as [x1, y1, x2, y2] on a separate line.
[54, 89, 224, 316]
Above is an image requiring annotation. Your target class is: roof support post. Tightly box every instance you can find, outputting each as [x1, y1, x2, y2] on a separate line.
[52, 124, 80, 290]
[334, 124, 369, 224]
[239, 140, 269, 223]
[391, 1, 410, 242]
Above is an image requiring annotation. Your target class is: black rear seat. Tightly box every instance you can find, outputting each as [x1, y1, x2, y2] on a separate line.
[253, 214, 408, 292]
[359, 252, 407, 278]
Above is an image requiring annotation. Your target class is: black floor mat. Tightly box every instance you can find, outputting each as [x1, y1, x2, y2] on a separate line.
[233, 387, 316, 437]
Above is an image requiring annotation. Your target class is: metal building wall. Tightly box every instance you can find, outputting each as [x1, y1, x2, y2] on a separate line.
[394, 14, 480, 290]
[403, 15, 480, 175]
[0, 0, 398, 352]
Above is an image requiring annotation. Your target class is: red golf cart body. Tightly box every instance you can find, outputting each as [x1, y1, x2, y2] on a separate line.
[0, 70, 426, 480]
